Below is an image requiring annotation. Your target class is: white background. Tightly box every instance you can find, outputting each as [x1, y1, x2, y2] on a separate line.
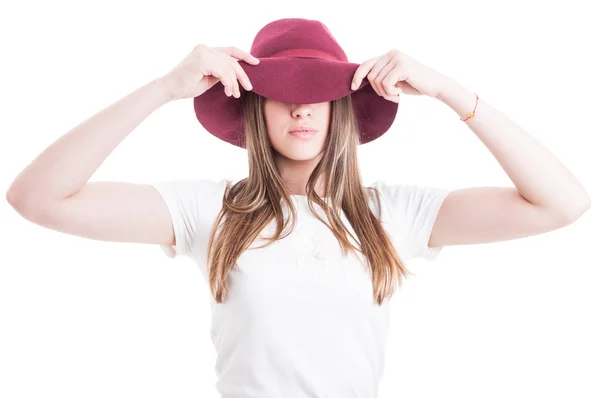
[1, 1, 598, 397]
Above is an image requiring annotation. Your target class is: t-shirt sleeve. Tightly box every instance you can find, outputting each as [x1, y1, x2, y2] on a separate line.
[149, 178, 228, 258]
[369, 180, 451, 261]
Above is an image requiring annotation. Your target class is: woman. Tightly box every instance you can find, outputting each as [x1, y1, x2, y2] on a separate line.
[6, 18, 590, 398]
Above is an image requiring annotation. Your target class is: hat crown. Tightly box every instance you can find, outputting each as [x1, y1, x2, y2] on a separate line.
[250, 18, 348, 62]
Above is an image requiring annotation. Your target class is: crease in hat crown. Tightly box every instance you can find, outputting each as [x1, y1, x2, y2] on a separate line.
[192, 17, 400, 149]
[250, 18, 348, 62]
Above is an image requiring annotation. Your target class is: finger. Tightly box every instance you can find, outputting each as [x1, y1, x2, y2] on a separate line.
[373, 61, 396, 96]
[381, 69, 404, 97]
[226, 46, 261, 64]
[233, 62, 254, 91]
[222, 76, 231, 97]
[367, 57, 390, 96]
[209, 68, 231, 96]
[352, 58, 378, 91]
[218, 69, 238, 98]
[229, 71, 240, 98]
[220, 72, 235, 97]
[385, 93, 401, 103]
[351, 58, 378, 90]
[245, 54, 261, 64]
[368, 63, 384, 96]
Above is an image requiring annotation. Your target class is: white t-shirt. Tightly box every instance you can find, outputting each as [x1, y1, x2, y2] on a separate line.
[150, 178, 450, 398]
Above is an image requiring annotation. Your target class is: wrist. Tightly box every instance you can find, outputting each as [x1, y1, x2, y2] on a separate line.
[435, 80, 477, 116]
[153, 77, 176, 104]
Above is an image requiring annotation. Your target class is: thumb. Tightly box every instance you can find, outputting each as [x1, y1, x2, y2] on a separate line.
[395, 81, 420, 95]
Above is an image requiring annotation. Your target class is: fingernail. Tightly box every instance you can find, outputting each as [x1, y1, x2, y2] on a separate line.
[351, 82, 356, 90]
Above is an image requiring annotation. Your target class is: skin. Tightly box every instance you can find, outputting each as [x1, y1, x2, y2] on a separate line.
[263, 98, 332, 196]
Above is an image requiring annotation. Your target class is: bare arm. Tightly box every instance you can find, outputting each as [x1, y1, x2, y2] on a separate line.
[5, 45, 257, 247]
[6, 78, 172, 215]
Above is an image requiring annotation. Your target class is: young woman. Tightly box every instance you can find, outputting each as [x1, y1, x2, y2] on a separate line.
[6, 18, 590, 398]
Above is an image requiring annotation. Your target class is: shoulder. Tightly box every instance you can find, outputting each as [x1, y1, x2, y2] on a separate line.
[366, 179, 451, 219]
[151, 177, 228, 199]
[149, 177, 230, 219]
[367, 179, 450, 201]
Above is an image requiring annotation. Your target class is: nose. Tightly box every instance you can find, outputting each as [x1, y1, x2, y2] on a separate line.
[292, 104, 312, 119]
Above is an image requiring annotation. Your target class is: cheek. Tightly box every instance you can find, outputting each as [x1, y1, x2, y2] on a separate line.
[321, 104, 332, 128]
[264, 104, 284, 130]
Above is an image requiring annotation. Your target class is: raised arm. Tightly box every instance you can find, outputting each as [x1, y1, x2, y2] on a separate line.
[6, 44, 258, 246]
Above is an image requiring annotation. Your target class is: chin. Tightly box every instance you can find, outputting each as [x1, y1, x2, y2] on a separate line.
[277, 147, 324, 162]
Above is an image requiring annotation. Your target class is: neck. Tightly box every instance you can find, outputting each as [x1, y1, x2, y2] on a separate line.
[276, 152, 326, 196]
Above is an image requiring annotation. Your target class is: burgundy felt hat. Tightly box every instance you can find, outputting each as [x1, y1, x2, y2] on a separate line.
[193, 18, 399, 149]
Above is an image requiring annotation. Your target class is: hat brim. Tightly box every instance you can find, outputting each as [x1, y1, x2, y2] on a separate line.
[193, 57, 399, 147]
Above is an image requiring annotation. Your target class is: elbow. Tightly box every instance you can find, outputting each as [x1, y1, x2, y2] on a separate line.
[560, 198, 591, 225]
[6, 186, 45, 221]
[5, 185, 25, 211]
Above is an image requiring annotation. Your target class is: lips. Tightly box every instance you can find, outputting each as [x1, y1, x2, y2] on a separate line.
[289, 125, 316, 132]
[288, 125, 317, 138]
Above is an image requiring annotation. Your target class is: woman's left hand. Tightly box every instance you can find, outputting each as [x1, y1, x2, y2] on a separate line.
[351, 49, 454, 102]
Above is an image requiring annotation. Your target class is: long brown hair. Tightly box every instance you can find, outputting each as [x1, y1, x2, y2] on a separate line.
[206, 90, 414, 305]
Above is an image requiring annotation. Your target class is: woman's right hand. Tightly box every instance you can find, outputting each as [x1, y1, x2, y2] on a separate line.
[159, 44, 260, 101]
